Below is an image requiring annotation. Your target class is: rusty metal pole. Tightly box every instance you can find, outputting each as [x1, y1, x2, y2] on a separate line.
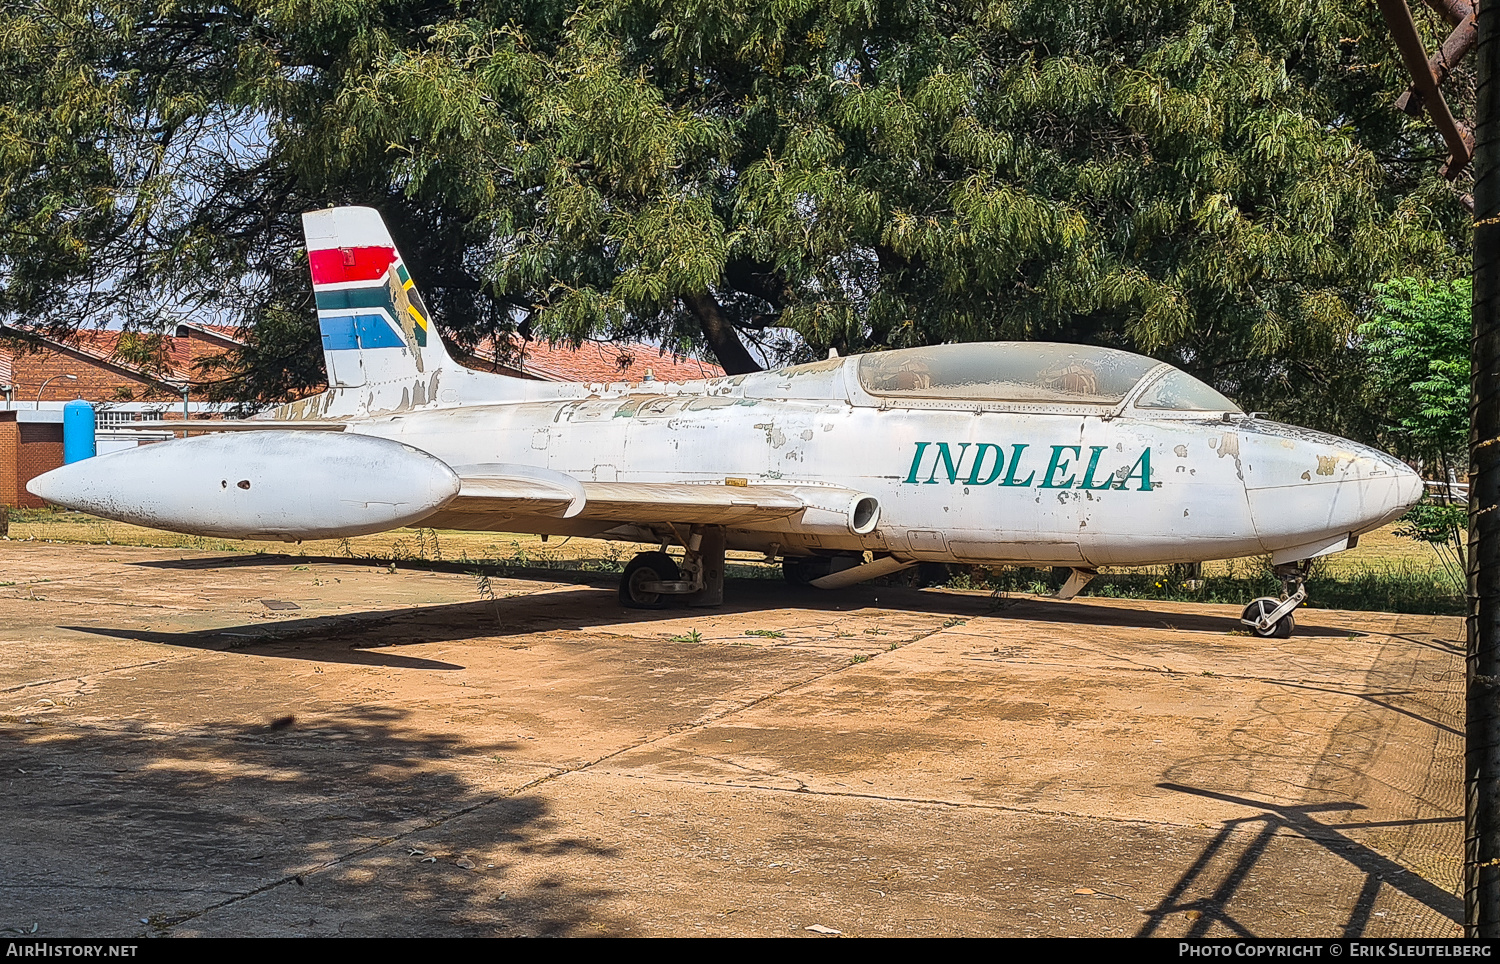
[1470, 0, 1500, 935]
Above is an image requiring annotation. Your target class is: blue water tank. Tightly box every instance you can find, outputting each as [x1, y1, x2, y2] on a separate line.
[63, 399, 96, 464]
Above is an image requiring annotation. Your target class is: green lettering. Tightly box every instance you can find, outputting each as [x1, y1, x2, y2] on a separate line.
[903, 442, 932, 484]
[965, 443, 1005, 485]
[925, 442, 970, 484]
[1079, 446, 1113, 490]
[1115, 448, 1154, 491]
[999, 444, 1035, 487]
[1041, 445, 1081, 489]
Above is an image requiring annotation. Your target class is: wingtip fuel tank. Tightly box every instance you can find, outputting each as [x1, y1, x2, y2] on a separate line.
[27, 431, 460, 541]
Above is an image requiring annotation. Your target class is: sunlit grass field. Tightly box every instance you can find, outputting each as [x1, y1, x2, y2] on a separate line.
[1, 507, 1466, 616]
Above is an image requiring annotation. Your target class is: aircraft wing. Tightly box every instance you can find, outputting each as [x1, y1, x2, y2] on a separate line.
[579, 482, 808, 526]
[438, 465, 879, 535]
[32, 428, 879, 540]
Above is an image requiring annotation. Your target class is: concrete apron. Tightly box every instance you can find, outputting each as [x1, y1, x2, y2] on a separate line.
[0, 543, 1463, 937]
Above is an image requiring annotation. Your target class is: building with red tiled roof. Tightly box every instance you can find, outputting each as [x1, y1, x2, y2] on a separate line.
[0, 323, 241, 409]
[1, 324, 726, 506]
[0, 326, 724, 412]
[0, 323, 244, 507]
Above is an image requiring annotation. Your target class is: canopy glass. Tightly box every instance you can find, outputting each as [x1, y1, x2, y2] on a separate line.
[856, 343, 1238, 411]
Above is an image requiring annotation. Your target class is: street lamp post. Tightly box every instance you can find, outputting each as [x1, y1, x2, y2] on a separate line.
[166, 381, 192, 437]
[35, 374, 78, 409]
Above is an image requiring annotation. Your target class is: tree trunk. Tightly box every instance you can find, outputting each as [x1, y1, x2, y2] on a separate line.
[1469, 0, 1500, 935]
[682, 291, 763, 375]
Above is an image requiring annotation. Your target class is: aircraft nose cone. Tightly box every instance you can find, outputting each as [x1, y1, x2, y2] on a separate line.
[1343, 446, 1424, 531]
[1393, 459, 1425, 512]
[1239, 423, 1427, 558]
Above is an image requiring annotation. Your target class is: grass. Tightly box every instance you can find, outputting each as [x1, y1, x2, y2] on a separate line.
[949, 555, 1462, 616]
[1, 508, 1465, 615]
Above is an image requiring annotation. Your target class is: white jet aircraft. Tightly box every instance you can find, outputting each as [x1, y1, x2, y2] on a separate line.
[28, 207, 1425, 638]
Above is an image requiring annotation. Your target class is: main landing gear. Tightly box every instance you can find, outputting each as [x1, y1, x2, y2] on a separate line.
[1240, 561, 1310, 639]
[619, 525, 726, 610]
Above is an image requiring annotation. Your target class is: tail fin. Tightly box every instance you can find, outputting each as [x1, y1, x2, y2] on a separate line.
[302, 207, 456, 390]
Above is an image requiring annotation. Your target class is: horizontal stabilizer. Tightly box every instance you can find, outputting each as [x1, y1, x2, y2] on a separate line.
[102, 420, 348, 433]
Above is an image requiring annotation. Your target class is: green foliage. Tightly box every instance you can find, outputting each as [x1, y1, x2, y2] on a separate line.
[1358, 278, 1470, 469]
[1395, 498, 1467, 592]
[0, 0, 1472, 416]
[1396, 499, 1467, 544]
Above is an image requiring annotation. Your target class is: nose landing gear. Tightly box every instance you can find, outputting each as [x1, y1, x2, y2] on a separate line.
[1240, 561, 1310, 638]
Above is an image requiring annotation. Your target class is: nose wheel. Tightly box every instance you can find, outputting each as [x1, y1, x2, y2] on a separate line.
[1240, 562, 1309, 638]
[1241, 597, 1296, 638]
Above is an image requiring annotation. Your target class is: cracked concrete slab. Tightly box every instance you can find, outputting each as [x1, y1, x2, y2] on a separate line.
[0, 542, 1463, 937]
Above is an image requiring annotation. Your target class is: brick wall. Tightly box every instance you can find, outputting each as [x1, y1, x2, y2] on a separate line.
[0, 415, 63, 508]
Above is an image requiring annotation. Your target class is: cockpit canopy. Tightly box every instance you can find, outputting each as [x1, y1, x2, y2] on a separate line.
[855, 343, 1239, 413]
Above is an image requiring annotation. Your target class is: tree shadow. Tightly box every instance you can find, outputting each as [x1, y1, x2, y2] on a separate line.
[0, 706, 624, 937]
[1138, 784, 1461, 937]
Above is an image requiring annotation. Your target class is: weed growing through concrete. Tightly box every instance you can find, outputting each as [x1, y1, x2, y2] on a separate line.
[472, 571, 501, 623]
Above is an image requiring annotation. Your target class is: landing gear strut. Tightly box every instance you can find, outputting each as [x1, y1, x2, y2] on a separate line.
[618, 525, 726, 609]
[1240, 561, 1310, 639]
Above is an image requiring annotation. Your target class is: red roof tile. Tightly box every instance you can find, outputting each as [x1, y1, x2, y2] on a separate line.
[464, 337, 725, 384]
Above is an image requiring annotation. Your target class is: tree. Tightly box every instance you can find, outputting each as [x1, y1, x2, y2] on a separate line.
[1358, 276, 1469, 591]
[1358, 277, 1471, 475]
[0, 0, 1474, 415]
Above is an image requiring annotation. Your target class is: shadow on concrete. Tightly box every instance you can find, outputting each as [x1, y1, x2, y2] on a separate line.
[61, 622, 466, 670]
[1256, 678, 1463, 739]
[1139, 784, 1461, 937]
[0, 706, 622, 937]
[122, 553, 1370, 640]
[991, 597, 1360, 638]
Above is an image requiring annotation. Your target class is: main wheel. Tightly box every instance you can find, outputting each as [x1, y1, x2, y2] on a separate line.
[1241, 597, 1295, 639]
[620, 551, 681, 609]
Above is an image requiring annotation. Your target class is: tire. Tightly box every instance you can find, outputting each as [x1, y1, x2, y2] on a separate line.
[620, 551, 680, 609]
[1241, 597, 1295, 639]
